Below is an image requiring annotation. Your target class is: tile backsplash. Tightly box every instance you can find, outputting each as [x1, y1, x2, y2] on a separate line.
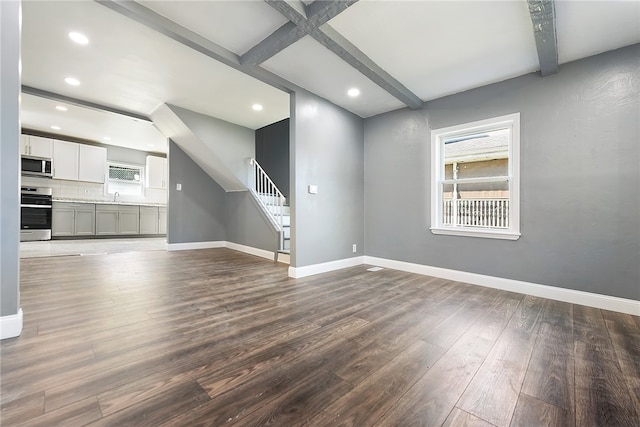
[21, 176, 167, 205]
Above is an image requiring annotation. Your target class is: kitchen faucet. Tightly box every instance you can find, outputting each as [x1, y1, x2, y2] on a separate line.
[113, 192, 119, 202]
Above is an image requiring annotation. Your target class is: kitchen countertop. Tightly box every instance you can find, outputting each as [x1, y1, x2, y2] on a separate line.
[53, 198, 166, 207]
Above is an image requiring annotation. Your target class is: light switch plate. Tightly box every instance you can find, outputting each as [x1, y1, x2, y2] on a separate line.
[176, 183, 182, 191]
[308, 185, 318, 194]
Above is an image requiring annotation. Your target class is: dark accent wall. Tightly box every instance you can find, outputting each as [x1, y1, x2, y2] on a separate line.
[364, 45, 640, 301]
[291, 91, 365, 267]
[168, 141, 226, 244]
[255, 118, 290, 201]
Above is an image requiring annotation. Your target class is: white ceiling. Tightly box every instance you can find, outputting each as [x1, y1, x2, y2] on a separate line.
[20, 1, 640, 154]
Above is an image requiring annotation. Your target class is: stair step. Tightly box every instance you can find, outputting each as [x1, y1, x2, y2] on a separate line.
[267, 205, 291, 215]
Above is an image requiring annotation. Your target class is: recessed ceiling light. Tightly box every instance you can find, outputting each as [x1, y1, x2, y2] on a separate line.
[64, 77, 80, 86]
[252, 104, 263, 111]
[55, 105, 68, 111]
[103, 137, 111, 141]
[51, 125, 61, 131]
[68, 31, 89, 45]
[347, 88, 360, 97]
[147, 144, 155, 147]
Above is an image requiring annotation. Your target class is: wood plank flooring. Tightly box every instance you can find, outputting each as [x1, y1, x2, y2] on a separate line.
[1, 248, 639, 426]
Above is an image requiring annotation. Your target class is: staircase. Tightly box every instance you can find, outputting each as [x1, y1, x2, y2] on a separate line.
[249, 158, 290, 256]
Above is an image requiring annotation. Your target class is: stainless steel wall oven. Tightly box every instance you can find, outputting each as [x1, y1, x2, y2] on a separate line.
[20, 186, 52, 241]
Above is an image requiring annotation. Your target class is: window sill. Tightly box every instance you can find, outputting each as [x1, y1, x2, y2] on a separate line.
[430, 227, 520, 240]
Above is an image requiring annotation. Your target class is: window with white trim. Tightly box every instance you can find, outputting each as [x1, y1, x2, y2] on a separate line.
[431, 113, 520, 240]
[106, 163, 144, 196]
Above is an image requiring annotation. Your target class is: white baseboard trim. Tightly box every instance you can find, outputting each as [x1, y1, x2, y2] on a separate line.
[166, 240, 282, 263]
[167, 241, 225, 251]
[289, 256, 365, 279]
[162, 244, 638, 315]
[1, 309, 23, 340]
[276, 253, 290, 265]
[225, 242, 274, 261]
[365, 256, 640, 316]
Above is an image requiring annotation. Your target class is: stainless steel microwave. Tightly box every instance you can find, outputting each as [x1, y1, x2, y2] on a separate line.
[21, 155, 52, 178]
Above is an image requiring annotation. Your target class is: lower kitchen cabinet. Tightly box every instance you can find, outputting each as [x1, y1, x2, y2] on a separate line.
[139, 206, 159, 235]
[52, 202, 95, 236]
[96, 204, 140, 235]
[54, 202, 165, 237]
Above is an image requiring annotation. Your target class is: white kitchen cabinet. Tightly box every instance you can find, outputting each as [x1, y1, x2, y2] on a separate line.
[20, 135, 29, 156]
[158, 206, 167, 235]
[139, 206, 159, 235]
[20, 135, 53, 158]
[78, 144, 106, 183]
[146, 155, 167, 189]
[53, 140, 79, 180]
[52, 202, 96, 236]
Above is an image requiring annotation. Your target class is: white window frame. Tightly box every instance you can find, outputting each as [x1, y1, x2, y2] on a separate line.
[430, 113, 521, 240]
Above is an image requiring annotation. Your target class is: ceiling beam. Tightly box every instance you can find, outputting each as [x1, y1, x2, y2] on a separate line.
[95, 0, 301, 95]
[264, 0, 423, 109]
[241, 0, 358, 66]
[22, 85, 152, 123]
[527, 0, 558, 76]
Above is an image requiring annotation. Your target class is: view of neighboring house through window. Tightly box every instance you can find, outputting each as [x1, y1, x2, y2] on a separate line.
[107, 163, 144, 196]
[431, 113, 520, 240]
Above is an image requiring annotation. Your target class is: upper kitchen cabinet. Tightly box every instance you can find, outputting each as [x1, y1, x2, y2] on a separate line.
[79, 144, 107, 183]
[146, 155, 167, 189]
[53, 140, 107, 183]
[20, 134, 53, 158]
[53, 140, 79, 180]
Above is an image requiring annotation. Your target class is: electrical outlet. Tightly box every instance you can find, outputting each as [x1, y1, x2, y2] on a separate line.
[352, 244, 357, 253]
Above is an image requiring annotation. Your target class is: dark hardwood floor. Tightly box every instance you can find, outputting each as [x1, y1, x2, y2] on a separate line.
[1, 248, 639, 426]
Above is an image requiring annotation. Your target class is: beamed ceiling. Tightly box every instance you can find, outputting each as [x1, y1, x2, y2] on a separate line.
[20, 0, 640, 153]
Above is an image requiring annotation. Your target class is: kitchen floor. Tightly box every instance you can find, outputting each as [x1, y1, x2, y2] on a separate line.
[20, 237, 167, 258]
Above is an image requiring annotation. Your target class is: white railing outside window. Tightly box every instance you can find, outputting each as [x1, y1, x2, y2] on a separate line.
[443, 199, 509, 229]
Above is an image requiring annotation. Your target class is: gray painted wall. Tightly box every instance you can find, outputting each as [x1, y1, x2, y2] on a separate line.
[1, 0, 21, 318]
[166, 104, 254, 190]
[168, 141, 226, 244]
[364, 45, 640, 301]
[291, 90, 365, 267]
[226, 191, 279, 252]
